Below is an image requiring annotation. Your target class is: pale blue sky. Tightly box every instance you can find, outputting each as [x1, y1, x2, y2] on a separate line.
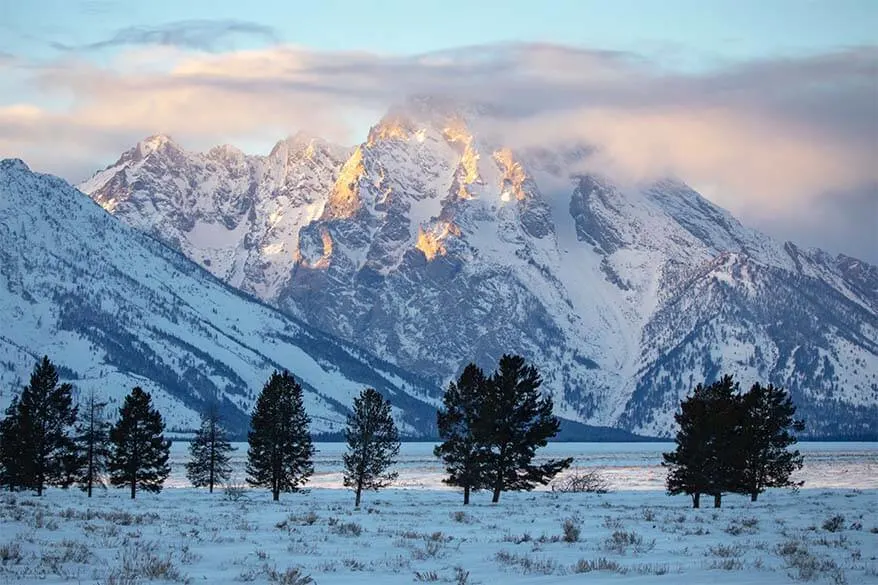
[2, 0, 876, 64]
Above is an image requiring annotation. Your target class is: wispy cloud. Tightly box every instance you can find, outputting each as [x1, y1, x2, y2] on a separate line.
[1, 42, 875, 260]
[52, 19, 278, 53]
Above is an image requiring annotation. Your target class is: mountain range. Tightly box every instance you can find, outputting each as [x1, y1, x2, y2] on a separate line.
[0, 158, 439, 438]
[2, 99, 875, 438]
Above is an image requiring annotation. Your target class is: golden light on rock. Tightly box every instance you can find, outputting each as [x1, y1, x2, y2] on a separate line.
[493, 147, 527, 201]
[415, 221, 461, 261]
[325, 147, 364, 219]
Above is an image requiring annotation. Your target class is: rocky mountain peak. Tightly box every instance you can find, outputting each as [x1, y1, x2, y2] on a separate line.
[78, 107, 878, 438]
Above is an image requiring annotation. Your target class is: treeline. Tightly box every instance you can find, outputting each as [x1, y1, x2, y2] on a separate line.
[0, 357, 171, 499]
[0, 353, 571, 505]
[1, 356, 806, 508]
[663, 375, 805, 508]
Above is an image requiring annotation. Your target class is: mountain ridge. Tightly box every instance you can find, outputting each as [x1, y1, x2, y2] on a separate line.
[78, 105, 878, 437]
[0, 157, 440, 437]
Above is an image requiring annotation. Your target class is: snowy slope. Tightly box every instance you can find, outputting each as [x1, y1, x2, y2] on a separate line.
[81, 133, 349, 301]
[0, 159, 437, 436]
[80, 100, 878, 438]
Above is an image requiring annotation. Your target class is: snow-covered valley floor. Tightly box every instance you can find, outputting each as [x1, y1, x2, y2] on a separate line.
[1, 443, 876, 584]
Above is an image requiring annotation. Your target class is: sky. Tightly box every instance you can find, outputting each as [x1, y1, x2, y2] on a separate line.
[1, 0, 876, 261]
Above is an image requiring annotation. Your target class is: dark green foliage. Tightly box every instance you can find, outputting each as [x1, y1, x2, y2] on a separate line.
[343, 388, 400, 507]
[0, 357, 78, 495]
[664, 375, 805, 508]
[434, 364, 489, 505]
[736, 383, 804, 501]
[0, 397, 24, 490]
[186, 404, 234, 493]
[108, 387, 171, 499]
[74, 389, 112, 497]
[663, 375, 740, 508]
[246, 371, 314, 501]
[481, 354, 572, 503]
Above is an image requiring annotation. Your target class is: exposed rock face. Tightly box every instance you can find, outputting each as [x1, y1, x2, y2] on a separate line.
[80, 103, 878, 438]
[1, 159, 437, 437]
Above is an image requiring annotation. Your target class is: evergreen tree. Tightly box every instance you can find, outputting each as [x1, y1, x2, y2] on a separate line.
[736, 382, 804, 501]
[0, 397, 25, 490]
[0, 357, 79, 495]
[663, 375, 741, 508]
[434, 364, 488, 505]
[186, 403, 234, 493]
[481, 354, 571, 503]
[108, 387, 171, 499]
[246, 371, 314, 501]
[343, 388, 400, 507]
[74, 389, 112, 497]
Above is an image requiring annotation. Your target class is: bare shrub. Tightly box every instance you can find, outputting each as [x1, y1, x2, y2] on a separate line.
[411, 539, 445, 561]
[604, 530, 654, 554]
[494, 551, 559, 575]
[562, 518, 581, 543]
[709, 544, 744, 558]
[708, 559, 744, 571]
[823, 515, 845, 533]
[450, 511, 474, 524]
[0, 541, 22, 564]
[341, 558, 367, 571]
[551, 468, 610, 493]
[266, 566, 313, 585]
[501, 531, 532, 544]
[413, 570, 440, 582]
[331, 521, 363, 537]
[452, 567, 471, 585]
[223, 481, 248, 502]
[777, 539, 847, 583]
[572, 557, 626, 574]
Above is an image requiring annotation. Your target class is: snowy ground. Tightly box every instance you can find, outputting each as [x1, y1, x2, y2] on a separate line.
[1, 443, 876, 584]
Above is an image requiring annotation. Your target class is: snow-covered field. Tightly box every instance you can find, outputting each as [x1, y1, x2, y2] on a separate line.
[1, 443, 876, 584]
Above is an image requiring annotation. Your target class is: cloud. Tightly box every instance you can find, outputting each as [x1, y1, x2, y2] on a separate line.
[1, 42, 875, 261]
[52, 19, 278, 53]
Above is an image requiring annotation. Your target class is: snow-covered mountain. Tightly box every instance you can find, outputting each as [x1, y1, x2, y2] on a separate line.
[81, 101, 878, 438]
[81, 132, 350, 301]
[0, 159, 438, 437]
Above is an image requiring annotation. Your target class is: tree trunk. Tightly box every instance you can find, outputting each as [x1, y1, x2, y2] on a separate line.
[491, 481, 502, 503]
[692, 492, 700, 508]
[130, 478, 136, 500]
[355, 477, 363, 508]
[714, 493, 722, 508]
[750, 492, 758, 502]
[463, 485, 470, 505]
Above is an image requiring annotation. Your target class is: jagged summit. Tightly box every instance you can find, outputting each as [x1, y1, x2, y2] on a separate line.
[138, 132, 175, 151]
[0, 158, 31, 173]
[78, 109, 878, 438]
[0, 162, 437, 435]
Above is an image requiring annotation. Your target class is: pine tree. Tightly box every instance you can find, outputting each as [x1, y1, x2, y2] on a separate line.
[0, 357, 79, 495]
[74, 389, 112, 497]
[246, 371, 314, 501]
[736, 382, 804, 501]
[186, 404, 234, 493]
[435, 364, 488, 505]
[108, 387, 171, 499]
[343, 388, 400, 507]
[0, 397, 25, 490]
[481, 354, 572, 503]
[663, 375, 741, 508]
